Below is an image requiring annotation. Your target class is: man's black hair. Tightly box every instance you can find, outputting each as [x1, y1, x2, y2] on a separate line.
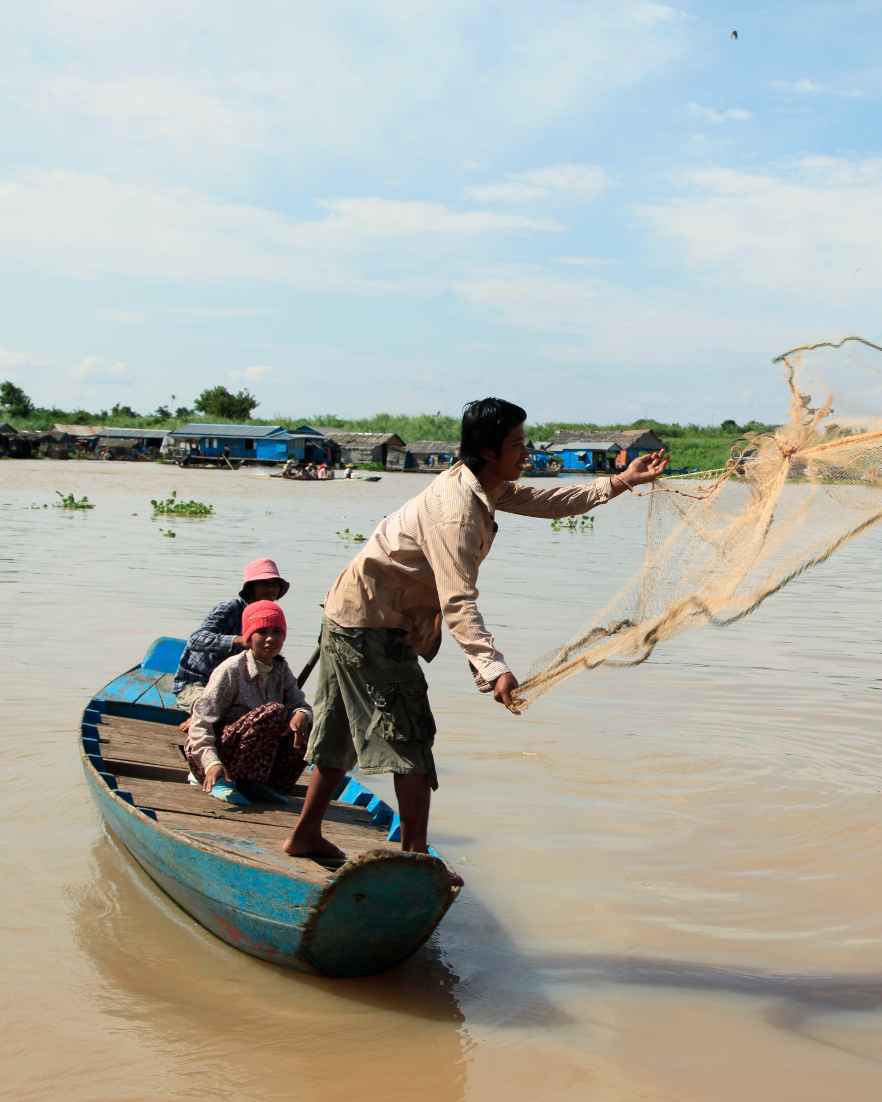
[459, 397, 527, 475]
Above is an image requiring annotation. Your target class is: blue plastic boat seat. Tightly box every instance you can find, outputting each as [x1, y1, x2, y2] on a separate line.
[141, 637, 187, 676]
[387, 814, 401, 843]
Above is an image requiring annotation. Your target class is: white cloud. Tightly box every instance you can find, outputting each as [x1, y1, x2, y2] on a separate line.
[0, 171, 560, 288]
[1, 1, 689, 185]
[687, 102, 752, 124]
[74, 355, 131, 382]
[555, 255, 615, 267]
[771, 78, 823, 94]
[466, 164, 609, 204]
[636, 157, 882, 297]
[229, 365, 273, 384]
[97, 309, 146, 324]
[30, 75, 265, 149]
[315, 197, 561, 235]
[0, 347, 34, 376]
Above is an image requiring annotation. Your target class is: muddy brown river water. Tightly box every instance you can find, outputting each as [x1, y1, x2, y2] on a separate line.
[2, 460, 882, 1101]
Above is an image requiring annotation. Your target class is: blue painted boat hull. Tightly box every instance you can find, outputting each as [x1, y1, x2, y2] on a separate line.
[80, 638, 461, 977]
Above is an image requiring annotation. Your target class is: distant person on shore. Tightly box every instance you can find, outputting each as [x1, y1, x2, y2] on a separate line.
[173, 558, 290, 723]
[284, 397, 667, 865]
[185, 601, 312, 804]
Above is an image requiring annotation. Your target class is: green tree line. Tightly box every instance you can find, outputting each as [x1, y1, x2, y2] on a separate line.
[1, 380, 776, 470]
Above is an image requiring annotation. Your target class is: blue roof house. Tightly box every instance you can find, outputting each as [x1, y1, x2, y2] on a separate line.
[167, 423, 334, 464]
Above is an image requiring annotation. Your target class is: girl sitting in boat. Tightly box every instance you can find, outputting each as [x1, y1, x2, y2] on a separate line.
[185, 600, 312, 804]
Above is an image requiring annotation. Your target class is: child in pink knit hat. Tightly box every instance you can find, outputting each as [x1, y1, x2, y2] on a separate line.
[185, 600, 312, 805]
[173, 558, 290, 722]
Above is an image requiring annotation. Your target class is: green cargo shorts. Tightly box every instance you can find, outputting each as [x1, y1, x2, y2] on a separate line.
[306, 618, 438, 789]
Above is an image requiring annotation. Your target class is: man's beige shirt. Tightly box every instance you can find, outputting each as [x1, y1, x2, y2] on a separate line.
[324, 462, 614, 686]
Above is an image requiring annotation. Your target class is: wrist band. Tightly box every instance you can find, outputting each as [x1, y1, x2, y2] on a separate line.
[614, 475, 633, 493]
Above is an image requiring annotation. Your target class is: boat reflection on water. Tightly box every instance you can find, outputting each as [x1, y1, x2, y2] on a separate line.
[72, 832, 469, 1102]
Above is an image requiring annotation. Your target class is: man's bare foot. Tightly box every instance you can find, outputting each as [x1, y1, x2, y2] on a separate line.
[282, 832, 346, 862]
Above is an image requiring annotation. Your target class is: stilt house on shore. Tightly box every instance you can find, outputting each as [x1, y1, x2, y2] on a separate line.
[53, 424, 169, 459]
[313, 429, 407, 470]
[545, 428, 665, 473]
[404, 441, 460, 470]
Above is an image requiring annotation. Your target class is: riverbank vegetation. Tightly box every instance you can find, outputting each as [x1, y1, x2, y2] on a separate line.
[3, 381, 776, 471]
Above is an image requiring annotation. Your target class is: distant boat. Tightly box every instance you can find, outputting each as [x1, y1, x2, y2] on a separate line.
[80, 637, 462, 977]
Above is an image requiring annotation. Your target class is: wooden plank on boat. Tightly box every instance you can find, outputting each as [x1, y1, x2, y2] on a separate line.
[98, 715, 185, 740]
[123, 777, 385, 846]
[149, 809, 332, 882]
[97, 728, 185, 770]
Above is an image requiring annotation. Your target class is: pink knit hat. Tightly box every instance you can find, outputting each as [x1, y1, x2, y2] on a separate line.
[242, 600, 287, 643]
[242, 557, 289, 598]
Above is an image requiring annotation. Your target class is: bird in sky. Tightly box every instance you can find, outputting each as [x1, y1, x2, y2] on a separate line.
[731, 29, 738, 40]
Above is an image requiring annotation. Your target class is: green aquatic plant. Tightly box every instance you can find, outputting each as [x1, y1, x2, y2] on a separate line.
[161, 528, 177, 538]
[550, 514, 594, 532]
[54, 491, 95, 510]
[336, 527, 367, 542]
[150, 489, 214, 516]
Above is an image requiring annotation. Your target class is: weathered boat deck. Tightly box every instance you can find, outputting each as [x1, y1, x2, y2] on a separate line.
[94, 712, 398, 884]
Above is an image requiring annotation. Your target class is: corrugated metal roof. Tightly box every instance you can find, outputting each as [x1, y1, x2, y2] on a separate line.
[548, 440, 617, 453]
[406, 440, 459, 453]
[54, 423, 168, 439]
[54, 423, 102, 436]
[315, 429, 405, 447]
[549, 428, 663, 448]
[98, 426, 168, 439]
[170, 423, 286, 438]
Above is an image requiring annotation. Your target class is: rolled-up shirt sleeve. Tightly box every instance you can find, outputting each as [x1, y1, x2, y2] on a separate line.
[186, 663, 238, 775]
[188, 601, 241, 656]
[421, 518, 510, 686]
[282, 667, 313, 726]
[496, 476, 614, 518]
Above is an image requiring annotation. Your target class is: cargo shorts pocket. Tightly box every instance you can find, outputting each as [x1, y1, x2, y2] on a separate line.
[365, 681, 436, 745]
[327, 626, 367, 668]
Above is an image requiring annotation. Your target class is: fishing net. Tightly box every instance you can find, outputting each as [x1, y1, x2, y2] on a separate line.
[513, 337, 882, 711]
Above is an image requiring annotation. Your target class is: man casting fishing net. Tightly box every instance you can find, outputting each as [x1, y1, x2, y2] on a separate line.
[284, 397, 667, 863]
[513, 337, 882, 711]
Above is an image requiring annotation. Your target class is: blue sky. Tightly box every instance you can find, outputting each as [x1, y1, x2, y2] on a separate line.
[2, 0, 882, 424]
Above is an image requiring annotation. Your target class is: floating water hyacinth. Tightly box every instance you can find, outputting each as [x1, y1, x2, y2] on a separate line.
[54, 491, 94, 510]
[550, 514, 594, 532]
[151, 490, 214, 516]
[336, 527, 366, 542]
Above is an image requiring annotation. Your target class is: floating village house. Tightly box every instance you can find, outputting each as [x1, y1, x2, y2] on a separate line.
[167, 423, 331, 464]
[405, 440, 460, 470]
[53, 424, 169, 459]
[0, 422, 31, 458]
[545, 428, 665, 473]
[314, 429, 407, 470]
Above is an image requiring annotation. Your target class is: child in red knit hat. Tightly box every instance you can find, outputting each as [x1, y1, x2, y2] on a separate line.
[185, 600, 312, 805]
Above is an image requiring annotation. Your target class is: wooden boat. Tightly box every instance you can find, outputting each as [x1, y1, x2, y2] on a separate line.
[80, 637, 461, 977]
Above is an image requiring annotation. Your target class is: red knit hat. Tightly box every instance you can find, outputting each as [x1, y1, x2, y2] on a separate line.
[242, 600, 287, 643]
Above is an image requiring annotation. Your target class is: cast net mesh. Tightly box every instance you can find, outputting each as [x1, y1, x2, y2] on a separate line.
[513, 337, 882, 711]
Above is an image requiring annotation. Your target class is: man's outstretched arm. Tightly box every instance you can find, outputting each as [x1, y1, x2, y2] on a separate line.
[497, 450, 668, 518]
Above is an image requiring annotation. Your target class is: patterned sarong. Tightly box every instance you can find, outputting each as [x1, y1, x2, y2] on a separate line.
[187, 702, 306, 793]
